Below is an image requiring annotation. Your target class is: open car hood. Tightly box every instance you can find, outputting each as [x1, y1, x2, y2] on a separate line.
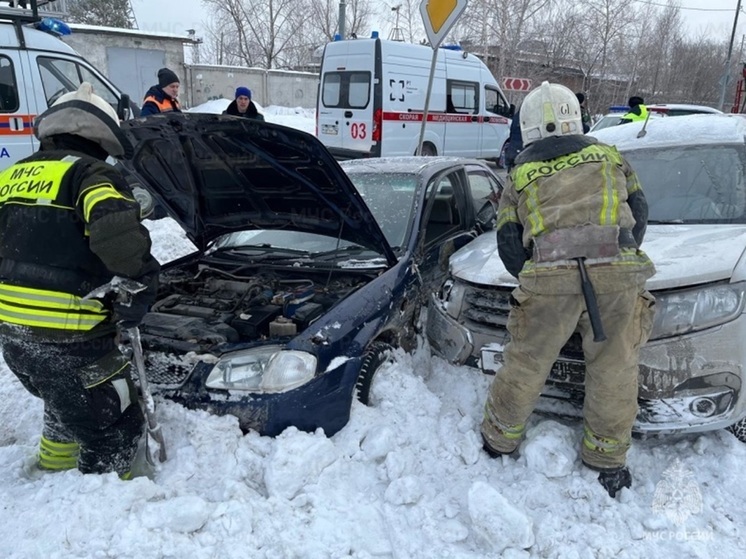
[120, 113, 397, 264]
[449, 225, 746, 291]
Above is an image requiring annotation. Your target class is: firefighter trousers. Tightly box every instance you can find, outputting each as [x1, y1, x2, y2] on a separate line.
[2, 331, 144, 476]
[482, 284, 655, 469]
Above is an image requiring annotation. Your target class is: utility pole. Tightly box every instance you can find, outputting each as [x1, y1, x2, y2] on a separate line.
[388, 5, 404, 41]
[338, 0, 346, 40]
[718, 0, 743, 111]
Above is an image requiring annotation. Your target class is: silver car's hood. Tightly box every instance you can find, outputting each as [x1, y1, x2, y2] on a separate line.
[450, 225, 746, 291]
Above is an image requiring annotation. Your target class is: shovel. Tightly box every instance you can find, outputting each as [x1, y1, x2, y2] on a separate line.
[85, 277, 167, 464]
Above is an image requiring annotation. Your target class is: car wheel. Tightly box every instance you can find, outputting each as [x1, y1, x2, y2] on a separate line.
[355, 342, 394, 405]
[727, 419, 746, 443]
[417, 143, 437, 157]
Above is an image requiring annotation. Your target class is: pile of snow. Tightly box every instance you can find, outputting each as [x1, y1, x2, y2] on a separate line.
[1, 110, 745, 558]
[188, 99, 316, 136]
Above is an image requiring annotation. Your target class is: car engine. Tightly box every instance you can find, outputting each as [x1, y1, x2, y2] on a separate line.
[141, 265, 369, 355]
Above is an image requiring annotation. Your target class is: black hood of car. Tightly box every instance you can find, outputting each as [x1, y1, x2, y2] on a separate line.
[120, 113, 396, 263]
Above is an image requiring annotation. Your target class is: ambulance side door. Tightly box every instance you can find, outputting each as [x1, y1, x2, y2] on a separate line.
[0, 50, 38, 171]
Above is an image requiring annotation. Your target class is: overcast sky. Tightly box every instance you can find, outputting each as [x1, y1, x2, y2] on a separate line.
[131, 0, 746, 45]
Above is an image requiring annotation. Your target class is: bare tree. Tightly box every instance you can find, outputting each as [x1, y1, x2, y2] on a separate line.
[202, 0, 308, 69]
[66, 0, 133, 28]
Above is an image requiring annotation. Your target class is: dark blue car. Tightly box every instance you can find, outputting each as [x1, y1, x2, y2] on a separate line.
[121, 113, 502, 436]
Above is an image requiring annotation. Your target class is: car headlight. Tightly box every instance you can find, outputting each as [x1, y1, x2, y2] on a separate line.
[650, 282, 746, 340]
[205, 345, 317, 393]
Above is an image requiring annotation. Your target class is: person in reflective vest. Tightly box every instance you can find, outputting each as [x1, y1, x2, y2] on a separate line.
[0, 82, 160, 478]
[481, 82, 656, 498]
[619, 95, 647, 124]
[140, 67, 182, 116]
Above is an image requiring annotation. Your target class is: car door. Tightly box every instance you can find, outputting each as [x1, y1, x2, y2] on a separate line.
[466, 164, 503, 231]
[417, 168, 477, 294]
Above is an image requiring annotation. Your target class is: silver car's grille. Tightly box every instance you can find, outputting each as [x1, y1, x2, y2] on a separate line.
[462, 285, 584, 361]
[463, 288, 512, 327]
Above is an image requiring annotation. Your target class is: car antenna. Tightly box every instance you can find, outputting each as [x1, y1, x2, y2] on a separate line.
[636, 109, 652, 138]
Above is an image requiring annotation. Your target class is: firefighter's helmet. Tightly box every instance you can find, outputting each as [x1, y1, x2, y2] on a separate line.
[519, 81, 583, 146]
[34, 82, 132, 158]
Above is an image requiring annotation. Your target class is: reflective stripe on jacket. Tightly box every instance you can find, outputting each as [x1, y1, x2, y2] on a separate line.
[0, 151, 157, 331]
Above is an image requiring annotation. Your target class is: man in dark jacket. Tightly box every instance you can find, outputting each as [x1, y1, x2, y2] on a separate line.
[223, 86, 264, 121]
[481, 82, 655, 498]
[141, 68, 181, 116]
[0, 82, 160, 478]
[576, 92, 591, 133]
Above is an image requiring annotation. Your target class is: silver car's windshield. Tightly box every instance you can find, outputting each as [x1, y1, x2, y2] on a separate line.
[625, 144, 746, 224]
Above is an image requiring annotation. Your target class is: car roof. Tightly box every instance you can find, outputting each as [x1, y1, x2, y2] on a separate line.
[340, 156, 484, 175]
[646, 103, 722, 114]
[589, 113, 746, 151]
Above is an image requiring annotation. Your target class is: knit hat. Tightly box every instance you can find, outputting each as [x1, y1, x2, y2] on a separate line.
[628, 96, 644, 107]
[235, 86, 251, 99]
[158, 67, 180, 88]
[575, 92, 585, 105]
[34, 82, 132, 159]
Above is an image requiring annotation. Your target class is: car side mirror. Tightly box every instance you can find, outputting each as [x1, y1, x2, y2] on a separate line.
[508, 103, 516, 118]
[117, 93, 131, 120]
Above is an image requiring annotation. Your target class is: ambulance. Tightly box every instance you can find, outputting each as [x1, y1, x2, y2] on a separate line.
[317, 37, 514, 160]
[0, 1, 132, 171]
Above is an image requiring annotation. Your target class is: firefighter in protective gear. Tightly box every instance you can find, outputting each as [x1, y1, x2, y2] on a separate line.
[620, 96, 647, 124]
[0, 82, 160, 477]
[480, 82, 656, 498]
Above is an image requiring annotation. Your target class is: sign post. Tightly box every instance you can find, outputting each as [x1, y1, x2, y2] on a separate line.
[416, 0, 468, 155]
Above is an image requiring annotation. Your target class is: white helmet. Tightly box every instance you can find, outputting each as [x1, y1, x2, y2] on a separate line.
[519, 81, 582, 146]
[34, 82, 132, 158]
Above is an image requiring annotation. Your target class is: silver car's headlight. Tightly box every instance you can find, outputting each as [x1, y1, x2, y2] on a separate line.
[650, 282, 746, 340]
[205, 345, 317, 393]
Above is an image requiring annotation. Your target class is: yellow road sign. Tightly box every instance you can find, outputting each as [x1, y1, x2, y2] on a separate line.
[419, 0, 468, 47]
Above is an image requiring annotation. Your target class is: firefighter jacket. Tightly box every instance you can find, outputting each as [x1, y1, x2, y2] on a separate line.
[620, 104, 648, 123]
[497, 135, 655, 293]
[141, 85, 181, 117]
[0, 150, 160, 333]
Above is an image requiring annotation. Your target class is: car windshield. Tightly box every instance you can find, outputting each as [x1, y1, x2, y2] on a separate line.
[345, 172, 418, 249]
[624, 143, 746, 223]
[591, 115, 623, 131]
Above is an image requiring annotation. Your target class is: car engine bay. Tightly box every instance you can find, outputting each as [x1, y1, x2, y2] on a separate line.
[141, 263, 372, 355]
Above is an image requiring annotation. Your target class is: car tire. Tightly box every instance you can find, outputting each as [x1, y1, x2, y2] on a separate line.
[418, 143, 437, 157]
[727, 419, 746, 443]
[355, 342, 394, 405]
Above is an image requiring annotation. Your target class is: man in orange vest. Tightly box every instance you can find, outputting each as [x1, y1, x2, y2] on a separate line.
[141, 68, 182, 116]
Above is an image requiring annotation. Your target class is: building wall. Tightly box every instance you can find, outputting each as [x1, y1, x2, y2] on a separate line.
[62, 30, 187, 106]
[185, 65, 319, 109]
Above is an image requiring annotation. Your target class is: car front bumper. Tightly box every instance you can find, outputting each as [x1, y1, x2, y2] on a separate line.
[145, 353, 361, 437]
[427, 292, 746, 435]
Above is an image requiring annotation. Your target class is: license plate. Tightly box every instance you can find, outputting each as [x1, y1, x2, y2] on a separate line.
[321, 124, 338, 136]
[481, 347, 585, 383]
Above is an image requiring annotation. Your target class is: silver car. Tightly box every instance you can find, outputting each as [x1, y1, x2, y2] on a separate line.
[427, 114, 746, 441]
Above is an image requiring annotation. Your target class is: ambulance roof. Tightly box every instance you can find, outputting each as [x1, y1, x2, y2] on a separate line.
[0, 22, 77, 55]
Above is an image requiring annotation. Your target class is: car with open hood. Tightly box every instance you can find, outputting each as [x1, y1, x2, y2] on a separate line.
[427, 113, 746, 442]
[120, 113, 501, 436]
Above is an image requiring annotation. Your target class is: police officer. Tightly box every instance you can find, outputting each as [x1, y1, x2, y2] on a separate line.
[619, 95, 647, 124]
[481, 82, 656, 498]
[0, 82, 160, 477]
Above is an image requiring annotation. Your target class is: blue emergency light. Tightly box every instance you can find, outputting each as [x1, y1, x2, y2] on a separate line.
[608, 105, 630, 113]
[36, 17, 71, 37]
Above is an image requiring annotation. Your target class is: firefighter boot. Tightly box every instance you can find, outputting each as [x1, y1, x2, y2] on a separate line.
[38, 436, 79, 471]
[597, 466, 632, 498]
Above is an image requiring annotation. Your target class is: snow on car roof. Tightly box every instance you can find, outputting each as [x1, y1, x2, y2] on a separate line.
[589, 113, 746, 151]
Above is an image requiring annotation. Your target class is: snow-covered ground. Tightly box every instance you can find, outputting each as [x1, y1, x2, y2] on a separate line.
[1, 110, 745, 559]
